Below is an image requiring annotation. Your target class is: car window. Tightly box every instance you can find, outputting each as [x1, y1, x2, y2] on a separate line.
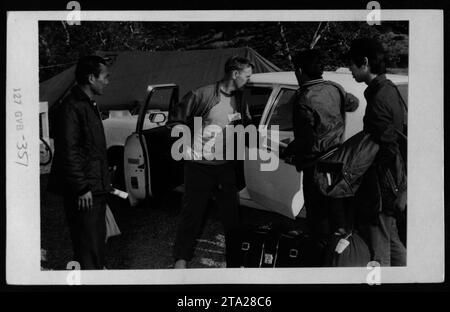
[147, 88, 173, 111]
[266, 88, 297, 149]
[243, 86, 272, 126]
[267, 88, 296, 132]
[142, 88, 174, 131]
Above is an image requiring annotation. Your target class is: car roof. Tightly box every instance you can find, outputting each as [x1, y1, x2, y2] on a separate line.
[249, 70, 408, 86]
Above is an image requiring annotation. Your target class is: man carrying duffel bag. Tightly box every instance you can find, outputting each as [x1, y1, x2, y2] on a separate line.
[286, 49, 359, 263]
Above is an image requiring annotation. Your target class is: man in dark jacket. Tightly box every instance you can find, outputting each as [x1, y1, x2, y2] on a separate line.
[48, 55, 113, 270]
[170, 56, 253, 269]
[349, 38, 407, 266]
[289, 49, 359, 263]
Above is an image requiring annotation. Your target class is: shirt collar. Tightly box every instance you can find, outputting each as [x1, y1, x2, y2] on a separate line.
[72, 85, 95, 105]
[301, 78, 325, 88]
[216, 81, 238, 97]
[214, 81, 222, 97]
[365, 74, 387, 95]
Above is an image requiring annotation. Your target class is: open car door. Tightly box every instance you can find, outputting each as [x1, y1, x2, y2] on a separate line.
[243, 86, 305, 219]
[124, 84, 180, 206]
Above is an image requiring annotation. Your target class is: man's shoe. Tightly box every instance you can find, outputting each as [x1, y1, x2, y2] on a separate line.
[174, 259, 187, 269]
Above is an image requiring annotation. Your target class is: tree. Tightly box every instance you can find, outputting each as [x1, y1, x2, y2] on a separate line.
[39, 21, 409, 82]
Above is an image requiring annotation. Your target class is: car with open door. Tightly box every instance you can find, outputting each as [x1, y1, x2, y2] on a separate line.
[240, 70, 408, 219]
[102, 103, 169, 191]
[122, 69, 408, 219]
[123, 84, 184, 206]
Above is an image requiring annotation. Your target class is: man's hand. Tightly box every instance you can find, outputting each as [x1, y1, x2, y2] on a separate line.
[78, 191, 93, 211]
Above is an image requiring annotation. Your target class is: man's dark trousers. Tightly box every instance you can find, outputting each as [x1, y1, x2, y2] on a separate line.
[302, 167, 346, 265]
[173, 161, 240, 263]
[63, 193, 107, 270]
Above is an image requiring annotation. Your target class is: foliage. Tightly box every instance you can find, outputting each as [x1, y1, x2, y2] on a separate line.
[39, 21, 408, 82]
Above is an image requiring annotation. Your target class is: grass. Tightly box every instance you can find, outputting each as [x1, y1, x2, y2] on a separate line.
[41, 174, 304, 270]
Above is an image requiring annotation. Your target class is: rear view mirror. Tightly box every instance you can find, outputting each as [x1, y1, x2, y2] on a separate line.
[149, 112, 167, 124]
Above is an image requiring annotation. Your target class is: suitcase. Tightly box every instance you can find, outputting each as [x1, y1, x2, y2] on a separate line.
[275, 231, 317, 267]
[259, 227, 280, 268]
[226, 226, 317, 268]
[226, 225, 275, 268]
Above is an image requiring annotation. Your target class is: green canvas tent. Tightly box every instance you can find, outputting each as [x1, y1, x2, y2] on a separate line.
[40, 47, 281, 112]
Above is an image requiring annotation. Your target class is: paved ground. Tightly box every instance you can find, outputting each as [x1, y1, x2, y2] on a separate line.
[40, 174, 305, 270]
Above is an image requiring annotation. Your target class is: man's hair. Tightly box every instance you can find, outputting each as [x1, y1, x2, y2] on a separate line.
[292, 49, 324, 80]
[349, 38, 386, 75]
[224, 56, 255, 75]
[75, 55, 107, 85]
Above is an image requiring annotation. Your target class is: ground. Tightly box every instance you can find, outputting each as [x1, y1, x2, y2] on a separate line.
[40, 174, 304, 270]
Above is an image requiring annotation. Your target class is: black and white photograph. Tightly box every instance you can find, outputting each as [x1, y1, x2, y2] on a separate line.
[5, 9, 444, 285]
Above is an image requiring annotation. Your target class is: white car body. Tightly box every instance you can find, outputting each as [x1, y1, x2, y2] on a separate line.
[122, 70, 408, 220]
[240, 70, 408, 219]
[103, 109, 169, 149]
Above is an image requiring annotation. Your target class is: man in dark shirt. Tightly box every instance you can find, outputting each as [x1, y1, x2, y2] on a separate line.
[48, 55, 113, 269]
[290, 49, 359, 263]
[349, 38, 407, 266]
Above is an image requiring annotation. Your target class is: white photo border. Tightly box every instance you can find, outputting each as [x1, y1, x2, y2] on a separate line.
[6, 10, 444, 285]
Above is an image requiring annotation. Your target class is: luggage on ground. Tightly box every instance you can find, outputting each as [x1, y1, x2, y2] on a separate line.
[275, 230, 317, 267]
[323, 231, 371, 267]
[226, 225, 273, 268]
[105, 204, 121, 242]
[226, 225, 318, 268]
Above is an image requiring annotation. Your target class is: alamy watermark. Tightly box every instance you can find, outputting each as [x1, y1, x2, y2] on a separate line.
[366, 261, 381, 285]
[66, 1, 81, 25]
[366, 1, 381, 26]
[66, 261, 81, 285]
[170, 117, 280, 172]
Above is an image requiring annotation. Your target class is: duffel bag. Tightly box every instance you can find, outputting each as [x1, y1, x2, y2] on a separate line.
[323, 231, 371, 267]
[314, 131, 379, 198]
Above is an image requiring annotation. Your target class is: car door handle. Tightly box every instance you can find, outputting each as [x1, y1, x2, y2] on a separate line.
[262, 144, 279, 153]
[263, 142, 280, 154]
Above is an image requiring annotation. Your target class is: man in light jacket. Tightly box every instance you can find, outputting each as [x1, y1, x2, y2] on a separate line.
[169, 56, 253, 269]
